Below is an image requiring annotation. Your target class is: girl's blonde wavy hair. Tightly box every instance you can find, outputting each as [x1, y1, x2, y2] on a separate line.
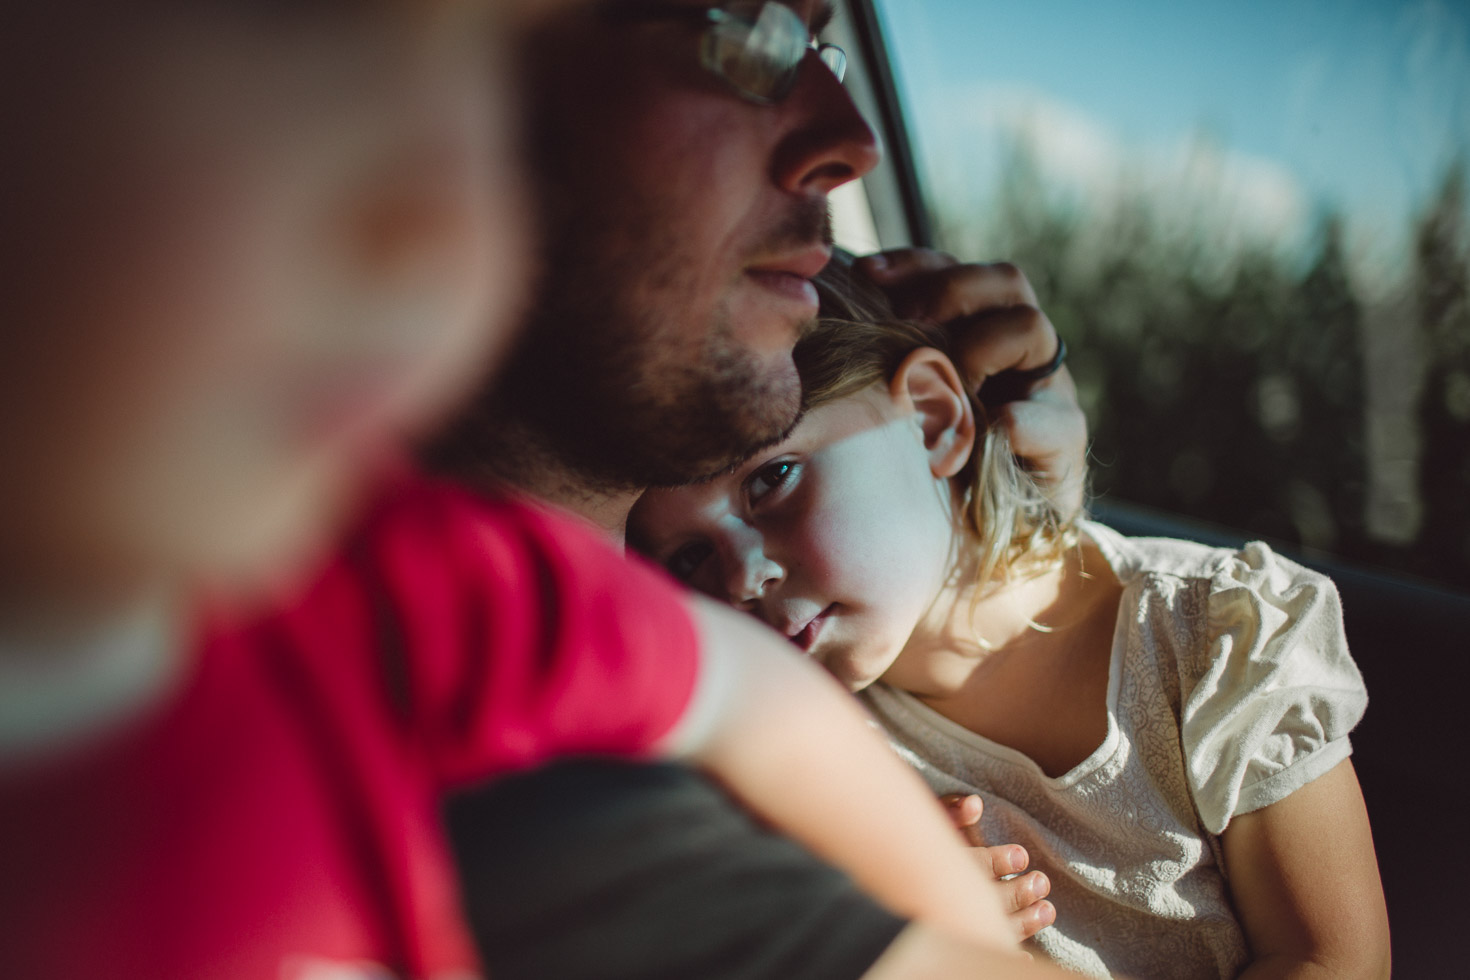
[800, 260, 1079, 595]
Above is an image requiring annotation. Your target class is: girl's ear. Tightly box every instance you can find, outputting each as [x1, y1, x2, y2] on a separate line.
[889, 347, 975, 479]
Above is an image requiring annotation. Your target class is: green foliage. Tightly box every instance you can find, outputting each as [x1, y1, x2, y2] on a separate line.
[1415, 161, 1470, 588]
[936, 145, 1470, 591]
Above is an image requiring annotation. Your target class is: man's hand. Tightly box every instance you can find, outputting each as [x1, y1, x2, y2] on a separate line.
[940, 793, 1055, 941]
[856, 248, 1088, 519]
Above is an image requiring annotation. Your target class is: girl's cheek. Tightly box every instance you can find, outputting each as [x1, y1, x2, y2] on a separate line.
[796, 502, 872, 590]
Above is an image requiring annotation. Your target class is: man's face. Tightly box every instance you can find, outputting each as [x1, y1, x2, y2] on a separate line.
[504, 0, 880, 488]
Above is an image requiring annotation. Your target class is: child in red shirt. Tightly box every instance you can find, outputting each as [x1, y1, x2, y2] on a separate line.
[0, 5, 1040, 978]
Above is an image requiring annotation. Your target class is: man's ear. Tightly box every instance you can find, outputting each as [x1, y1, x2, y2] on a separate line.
[889, 347, 975, 479]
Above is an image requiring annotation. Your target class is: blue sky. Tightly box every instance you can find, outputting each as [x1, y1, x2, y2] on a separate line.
[874, 0, 1470, 261]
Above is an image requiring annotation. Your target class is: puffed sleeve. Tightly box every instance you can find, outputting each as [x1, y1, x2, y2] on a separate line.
[1178, 542, 1366, 835]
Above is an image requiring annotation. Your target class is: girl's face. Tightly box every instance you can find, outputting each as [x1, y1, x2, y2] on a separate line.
[632, 372, 971, 690]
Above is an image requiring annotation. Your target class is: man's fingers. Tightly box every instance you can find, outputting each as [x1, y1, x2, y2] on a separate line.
[990, 374, 1086, 462]
[991, 390, 1089, 520]
[862, 258, 1043, 325]
[854, 250, 1087, 520]
[897, 262, 1041, 322]
[855, 247, 958, 281]
[950, 305, 1062, 386]
[855, 253, 1057, 380]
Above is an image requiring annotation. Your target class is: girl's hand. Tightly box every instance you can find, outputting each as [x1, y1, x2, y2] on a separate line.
[941, 793, 1056, 941]
[1223, 759, 1390, 979]
[677, 598, 1020, 952]
[855, 249, 1087, 520]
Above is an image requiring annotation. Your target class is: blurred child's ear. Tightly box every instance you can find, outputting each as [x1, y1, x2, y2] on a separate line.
[890, 348, 975, 479]
[340, 85, 501, 299]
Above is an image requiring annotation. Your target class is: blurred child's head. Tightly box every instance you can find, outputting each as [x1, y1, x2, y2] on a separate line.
[630, 262, 1076, 689]
[0, 4, 533, 612]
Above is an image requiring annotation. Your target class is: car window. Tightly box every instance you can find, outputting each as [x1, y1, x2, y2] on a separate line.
[868, 0, 1470, 592]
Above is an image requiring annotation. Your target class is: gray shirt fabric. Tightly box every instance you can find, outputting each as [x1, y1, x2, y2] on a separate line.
[446, 759, 908, 980]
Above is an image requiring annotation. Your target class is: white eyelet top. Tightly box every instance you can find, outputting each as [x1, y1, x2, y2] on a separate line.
[860, 522, 1367, 979]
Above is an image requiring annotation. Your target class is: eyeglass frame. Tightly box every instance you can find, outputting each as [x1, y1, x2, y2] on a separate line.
[603, 1, 848, 105]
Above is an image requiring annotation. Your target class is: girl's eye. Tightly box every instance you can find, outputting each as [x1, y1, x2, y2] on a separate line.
[747, 459, 798, 505]
[667, 540, 713, 581]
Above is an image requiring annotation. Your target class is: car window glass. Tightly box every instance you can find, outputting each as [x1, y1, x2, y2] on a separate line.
[872, 0, 1470, 591]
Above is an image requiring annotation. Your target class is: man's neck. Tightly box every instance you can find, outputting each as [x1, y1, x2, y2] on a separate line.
[526, 465, 640, 544]
[452, 417, 643, 544]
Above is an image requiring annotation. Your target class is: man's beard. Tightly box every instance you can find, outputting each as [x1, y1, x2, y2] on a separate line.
[486, 194, 827, 492]
[488, 242, 810, 490]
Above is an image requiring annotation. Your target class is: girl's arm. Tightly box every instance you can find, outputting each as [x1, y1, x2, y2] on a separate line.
[664, 597, 1021, 956]
[1222, 759, 1390, 979]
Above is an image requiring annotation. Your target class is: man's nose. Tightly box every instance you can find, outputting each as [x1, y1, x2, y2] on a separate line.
[771, 52, 882, 196]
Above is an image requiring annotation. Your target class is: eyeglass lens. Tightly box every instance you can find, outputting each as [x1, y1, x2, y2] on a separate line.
[701, 2, 844, 102]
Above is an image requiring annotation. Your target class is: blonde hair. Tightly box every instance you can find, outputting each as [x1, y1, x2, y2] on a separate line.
[801, 261, 1078, 594]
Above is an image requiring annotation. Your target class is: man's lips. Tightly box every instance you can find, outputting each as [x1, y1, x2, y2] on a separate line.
[753, 245, 832, 280]
[745, 246, 831, 313]
[786, 604, 835, 653]
[746, 269, 818, 309]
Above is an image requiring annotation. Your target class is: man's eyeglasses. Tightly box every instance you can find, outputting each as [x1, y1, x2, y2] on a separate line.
[611, 2, 847, 105]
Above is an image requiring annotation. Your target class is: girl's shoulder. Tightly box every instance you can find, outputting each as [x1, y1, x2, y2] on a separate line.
[1080, 522, 1365, 835]
[1083, 523, 1351, 675]
[1081, 521, 1355, 691]
[1080, 520, 1331, 598]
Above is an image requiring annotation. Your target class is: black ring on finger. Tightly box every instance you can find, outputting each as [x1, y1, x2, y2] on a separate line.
[977, 337, 1067, 409]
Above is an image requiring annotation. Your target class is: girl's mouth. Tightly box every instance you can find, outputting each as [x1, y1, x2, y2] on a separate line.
[791, 604, 835, 653]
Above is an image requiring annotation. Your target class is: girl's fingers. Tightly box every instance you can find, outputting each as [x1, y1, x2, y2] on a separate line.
[939, 793, 985, 846]
[985, 844, 1032, 879]
[1015, 898, 1057, 940]
[996, 870, 1054, 938]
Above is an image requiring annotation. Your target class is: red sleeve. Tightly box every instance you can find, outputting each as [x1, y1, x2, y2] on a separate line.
[282, 475, 702, 787]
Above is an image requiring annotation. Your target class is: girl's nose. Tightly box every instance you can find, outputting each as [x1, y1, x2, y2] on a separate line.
[727, 542, 784, 611]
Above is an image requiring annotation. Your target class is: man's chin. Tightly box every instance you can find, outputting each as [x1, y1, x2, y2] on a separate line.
[681, 406, 807, 486]
[638, 343, 804, 486]
[641, 398, 797, 489]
